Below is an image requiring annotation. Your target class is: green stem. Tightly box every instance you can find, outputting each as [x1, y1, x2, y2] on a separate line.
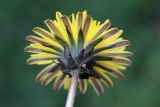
[65, 70, 79, 107]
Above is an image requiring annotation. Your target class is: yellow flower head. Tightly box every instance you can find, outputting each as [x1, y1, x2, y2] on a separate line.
[25, 11, 132, 96]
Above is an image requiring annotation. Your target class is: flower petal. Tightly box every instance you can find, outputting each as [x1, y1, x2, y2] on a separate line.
[94, 56, 132, 66]
[53, 74, 65, 90]
[89, 77, 104, 96]
[95, 29, 123, 49]
[44, 19, 70, 46]
[83, 15, 92, 37]
[33, 27, 55, 41]
[76, 12, 83, 32]
[61, 16, 72, 34]
[95, 51, 133, 57]
[27, 58, 56, 65]
[61, 16, 75, 45]
[36, 63, 59, 81]
[93, 19, 110, 39]
[84, 20, 99, 43]
[64, 75, 71, 90]
[79, 79, 87, 94]
[26, 35, 63, 53]
[95, 63, 125, 79]
[112, 57, 132, 66]
[94, 40, 130, 54]
[27, 52, 58, 65]
[25, 44, 60, 55]
[102, 28, 119, 39]
[41, 70, 59, 85]
[93, 66, 113, 88]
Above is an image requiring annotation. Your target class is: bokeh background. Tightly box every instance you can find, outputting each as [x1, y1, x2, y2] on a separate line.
[0, 0, 160, 107]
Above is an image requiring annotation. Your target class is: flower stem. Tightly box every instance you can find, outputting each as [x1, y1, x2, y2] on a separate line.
[65, 71, 79, 107]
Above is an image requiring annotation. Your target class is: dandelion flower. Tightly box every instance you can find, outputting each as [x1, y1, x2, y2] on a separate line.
[25, 11, 132, 107]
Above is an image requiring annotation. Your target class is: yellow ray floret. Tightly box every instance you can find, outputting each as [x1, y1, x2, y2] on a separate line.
[25, 11, 132, 96]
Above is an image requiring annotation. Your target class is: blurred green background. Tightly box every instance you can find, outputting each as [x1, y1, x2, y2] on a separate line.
[0, 0, 160, 107]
